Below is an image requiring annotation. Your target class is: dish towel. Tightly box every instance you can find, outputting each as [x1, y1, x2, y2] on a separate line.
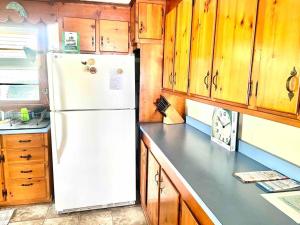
[0, 209, 15, 225]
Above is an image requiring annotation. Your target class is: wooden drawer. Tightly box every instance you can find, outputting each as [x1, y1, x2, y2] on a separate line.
[7, 163, 46, 179]
[5, 148, 45, 163]
[7, 178, 47, 202]
[2, 134, 44, 149]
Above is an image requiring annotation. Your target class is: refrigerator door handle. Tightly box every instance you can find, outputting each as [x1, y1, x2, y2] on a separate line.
[51, 112, 60, 163]
[52, 112, 66, 164]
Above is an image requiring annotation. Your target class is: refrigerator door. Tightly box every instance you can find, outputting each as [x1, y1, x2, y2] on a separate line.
[50, 109, 136, 212]
[47, 53, 135, 111]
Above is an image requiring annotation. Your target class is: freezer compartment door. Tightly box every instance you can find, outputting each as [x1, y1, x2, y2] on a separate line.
[50, 110, 136, 211]
[47, 53, 135, 111]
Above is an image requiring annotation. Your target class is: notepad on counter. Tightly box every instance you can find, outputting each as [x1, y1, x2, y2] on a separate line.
[233, 170, 287, 183]
[257, 179, 300, 193]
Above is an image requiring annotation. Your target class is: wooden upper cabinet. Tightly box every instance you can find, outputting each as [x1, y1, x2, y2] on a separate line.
[62, 17, 96, 52]
[163, 7, 177, 90]
[180, 201, 199, 225]
[211, 0, 258, 104]
[189, 0, 217, 97]
[99, 20, 129, 53]
[147, 151, 160, 225]
[140, 140, 148, 208]
[174, 0, 193, 93]
[253, 0, 300, 114]
[138, 3, 164, 40]
[159, 170, 179, 225]
[130, 2, 137, 43]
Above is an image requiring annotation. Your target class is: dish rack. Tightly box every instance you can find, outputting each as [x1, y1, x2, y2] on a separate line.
[6, 109, 48, 127]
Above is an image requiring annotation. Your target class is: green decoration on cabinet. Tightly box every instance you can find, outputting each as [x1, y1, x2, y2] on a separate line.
[6, 2, 28, 18]
[62, 32, 80, 53]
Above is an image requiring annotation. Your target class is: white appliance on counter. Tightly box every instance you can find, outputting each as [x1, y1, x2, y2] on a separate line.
[47, 53, 136, 213]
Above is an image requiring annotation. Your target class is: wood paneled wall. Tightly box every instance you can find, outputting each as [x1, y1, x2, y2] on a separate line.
[0, 0, 129, 24]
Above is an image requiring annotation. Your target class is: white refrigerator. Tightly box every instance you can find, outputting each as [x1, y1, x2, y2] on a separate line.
[47, 53, 136, 213]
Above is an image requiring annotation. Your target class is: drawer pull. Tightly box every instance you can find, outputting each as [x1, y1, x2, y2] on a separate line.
[19, 154, 32, 160]
[21, 183, 33, 187]
[18, 140, 32, 143]
[20, 170, 33, 173]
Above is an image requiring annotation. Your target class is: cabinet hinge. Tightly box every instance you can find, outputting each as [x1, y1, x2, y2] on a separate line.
[0, 154, 4, 163]
[2, 189, 7, 199]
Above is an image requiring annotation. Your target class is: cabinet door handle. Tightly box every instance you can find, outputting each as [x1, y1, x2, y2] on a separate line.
[20, 170, 32, 173]
[286, 67, 298, 101]
[174, 72, 176, 85]
[154, 171, 159, 185]
[169, 73, 173, 85]
[100, 36, 104, 46]
[18, 140, 31, 143]
[19, 154, 32, 160]
[21, 183, 33, 187]
[212, 70, 219, 90]
[204, 71, 210, 89]
[159, 176, 165, 193]
[139, 21, 145, 33]
[92, 37, 95, 46]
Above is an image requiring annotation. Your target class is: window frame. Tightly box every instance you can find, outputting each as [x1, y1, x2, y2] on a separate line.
[0, 22, 48, 109]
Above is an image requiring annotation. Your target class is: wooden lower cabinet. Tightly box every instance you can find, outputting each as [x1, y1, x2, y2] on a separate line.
[140, 140, 148, 208]
[147, 151, 160, 225]
[141, 138, 211, 225]
[159, 170, 179, 225]
[6, 178, 47, 202]
[180, 201, 199, 225]
[0, 132, 52, 205]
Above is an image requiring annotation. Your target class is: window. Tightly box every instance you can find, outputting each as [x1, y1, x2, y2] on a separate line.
[0, 25, 40, 101]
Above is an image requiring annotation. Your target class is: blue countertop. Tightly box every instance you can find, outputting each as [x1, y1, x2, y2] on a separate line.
[0, 124, 50, 135]
[140, 123, 297, 225]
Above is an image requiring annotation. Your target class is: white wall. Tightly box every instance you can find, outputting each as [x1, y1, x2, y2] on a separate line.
[186, 99, 300, 167]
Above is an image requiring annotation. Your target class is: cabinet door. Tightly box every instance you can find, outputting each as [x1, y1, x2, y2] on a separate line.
[254, 0, 300, 114]
[211, 0, 258, 104]
[163, 7, 177, 90]
[140, 140, 148, 208]
[99, 20, 129, 53]
[0, 156, 4, 202]
[147, 151, 160, 225]
[180, 201, 199, 225]
[174, 0, 193, 93]
[62, 17, 96, 52]
[138, 3, 164, 40]
[189, 0, 217, 97]
[159, 170, 179, 225]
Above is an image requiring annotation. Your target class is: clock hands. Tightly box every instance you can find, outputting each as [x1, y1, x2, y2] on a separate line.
[217, 115, 231, 128]
[222, 120, 231, 127]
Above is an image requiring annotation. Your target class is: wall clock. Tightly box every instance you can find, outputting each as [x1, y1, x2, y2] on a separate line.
[211, 108, 239, 151]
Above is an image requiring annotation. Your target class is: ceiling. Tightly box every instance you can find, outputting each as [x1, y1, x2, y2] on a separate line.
[80, 0, 131, 4]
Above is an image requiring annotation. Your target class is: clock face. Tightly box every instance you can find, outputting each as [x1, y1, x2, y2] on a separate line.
[212, 109, 232, 145]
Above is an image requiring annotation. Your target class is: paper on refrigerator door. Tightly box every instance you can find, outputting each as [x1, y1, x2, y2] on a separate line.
[262, 191, 300, 223]
[109, 68, 124, 90]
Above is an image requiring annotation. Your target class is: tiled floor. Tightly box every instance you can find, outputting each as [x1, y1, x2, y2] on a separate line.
[4, 203, 147, 225]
